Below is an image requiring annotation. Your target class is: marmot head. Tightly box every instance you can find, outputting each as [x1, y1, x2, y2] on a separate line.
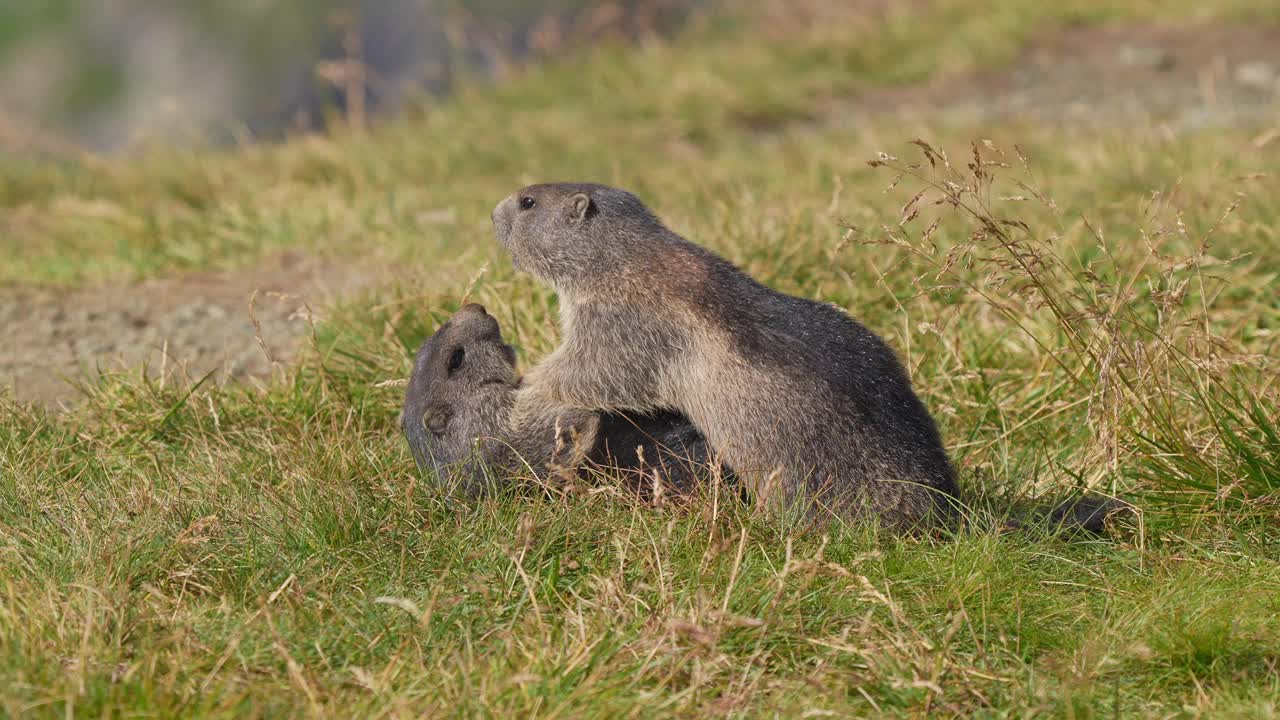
[491, 183, 664, 290]
[402, 303, 518, 475]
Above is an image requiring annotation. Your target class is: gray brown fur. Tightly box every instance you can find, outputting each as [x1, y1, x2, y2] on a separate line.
[492, 183, 962, 529]
[401, 303, 525, 496]
[402, 304, 733, 496]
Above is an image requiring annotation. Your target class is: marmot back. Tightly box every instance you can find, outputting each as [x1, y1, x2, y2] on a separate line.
[493, 183, 962, 529]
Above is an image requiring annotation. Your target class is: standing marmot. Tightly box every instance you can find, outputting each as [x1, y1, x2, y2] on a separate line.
[402, 303, 735, 497]
[491, 183, 961, 528]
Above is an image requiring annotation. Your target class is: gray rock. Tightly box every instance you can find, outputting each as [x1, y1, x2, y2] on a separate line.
[1234, 61, 1277, 92]
[1116, 45, 1175, 71]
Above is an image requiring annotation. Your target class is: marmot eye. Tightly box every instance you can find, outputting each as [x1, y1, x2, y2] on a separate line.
[518, 196, 536, 210]
[447, 347, 465, 374]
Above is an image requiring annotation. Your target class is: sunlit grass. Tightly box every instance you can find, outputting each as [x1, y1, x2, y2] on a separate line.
[2, 0, 1280, 716]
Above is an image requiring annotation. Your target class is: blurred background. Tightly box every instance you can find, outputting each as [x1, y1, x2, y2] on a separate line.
[3, 0, 1278, 407]
[0, 0, 704, 152]
[4, 0, 1279, 154]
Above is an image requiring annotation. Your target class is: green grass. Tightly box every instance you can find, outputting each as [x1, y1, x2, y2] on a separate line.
[4, 0, 1280, 716]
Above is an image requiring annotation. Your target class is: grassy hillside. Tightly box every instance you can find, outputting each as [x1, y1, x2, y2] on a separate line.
[3, 0, 1280, 717]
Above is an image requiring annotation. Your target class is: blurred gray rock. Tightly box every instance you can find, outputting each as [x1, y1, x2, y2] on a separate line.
[1234, 61, 1277, 91]
[1116, 45, 1175, 71]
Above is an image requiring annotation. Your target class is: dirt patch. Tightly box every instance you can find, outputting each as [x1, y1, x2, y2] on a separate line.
[842, 23, 1280, 127]
[2, 251, 382, 407]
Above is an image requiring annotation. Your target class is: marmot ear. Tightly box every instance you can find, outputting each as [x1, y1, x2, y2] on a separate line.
[568, 192, 594, 223]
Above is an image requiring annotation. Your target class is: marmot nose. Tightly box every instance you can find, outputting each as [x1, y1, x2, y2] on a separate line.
[491, 195, 515, 228]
